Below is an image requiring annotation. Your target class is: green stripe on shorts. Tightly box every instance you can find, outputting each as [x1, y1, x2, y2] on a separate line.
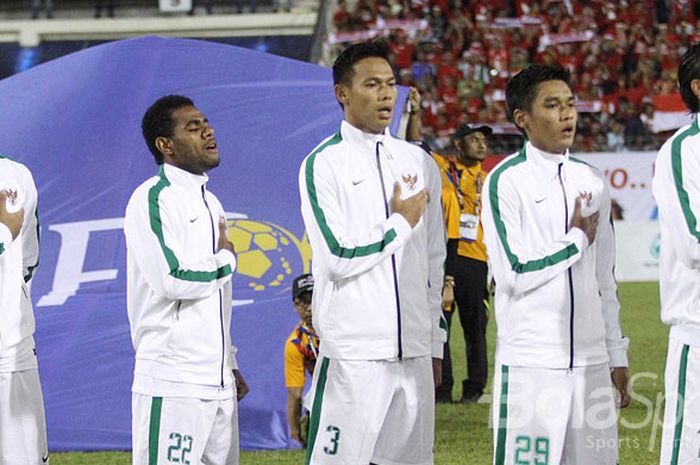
[149, 397, 163, 465]
[306, 357, 330, 465]
[671, 344, 690, 465]
[495, 365, 509, 465]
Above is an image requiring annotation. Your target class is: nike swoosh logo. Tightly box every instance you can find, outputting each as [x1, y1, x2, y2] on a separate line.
[352, 179, 365, 186]
[534, 198, 546, 204]
[189, 217, 198, 223]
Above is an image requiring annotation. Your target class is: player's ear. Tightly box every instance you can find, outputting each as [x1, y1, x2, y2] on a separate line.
[335, 84, 349, 107]
[691, 78, 700, 101]
[513, 109, 528, 132]
[155, 137, 173, 157]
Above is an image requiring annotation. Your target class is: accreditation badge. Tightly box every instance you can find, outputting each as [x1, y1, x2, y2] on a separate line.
[460, 213, 479, 242]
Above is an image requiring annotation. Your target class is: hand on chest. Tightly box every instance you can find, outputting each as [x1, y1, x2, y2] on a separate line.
[0, 178, 24, 213]
[528, 170, 604, 221]
[345, 157, 425, 203]
[179, 194, 218, 255]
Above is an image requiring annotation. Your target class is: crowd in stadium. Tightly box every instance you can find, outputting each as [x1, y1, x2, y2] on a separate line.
[329, 0, 700, 152]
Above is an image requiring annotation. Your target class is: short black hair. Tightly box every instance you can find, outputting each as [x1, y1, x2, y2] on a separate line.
[141, 95, 194, 165]
[505, 64, 571, 125]
[333, 41, 391, 86]
[679, 43, 700, 113]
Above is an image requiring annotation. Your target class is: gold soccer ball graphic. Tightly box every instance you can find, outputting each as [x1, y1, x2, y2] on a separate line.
[226, 219, 310, 293]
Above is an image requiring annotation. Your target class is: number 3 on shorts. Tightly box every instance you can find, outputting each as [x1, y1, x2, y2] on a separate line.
[323, 425, 341, 455]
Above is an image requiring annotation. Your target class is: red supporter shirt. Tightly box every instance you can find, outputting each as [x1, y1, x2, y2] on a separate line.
[390, 42, 415, 70]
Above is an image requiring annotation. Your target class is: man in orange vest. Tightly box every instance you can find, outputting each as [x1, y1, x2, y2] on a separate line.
[433, 124, 491, 404]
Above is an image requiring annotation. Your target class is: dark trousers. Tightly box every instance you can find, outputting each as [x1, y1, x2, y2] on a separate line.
[436, 256, 488, 401]
[94, 0, 114, 17]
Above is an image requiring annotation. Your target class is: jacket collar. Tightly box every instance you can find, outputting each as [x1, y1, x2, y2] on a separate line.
[525, 140, 569, 167]
[523, 141, 571, 179]
[523, 141, 571, 201]
[161, 163, 209, 190]
[340, 120, 390, 149]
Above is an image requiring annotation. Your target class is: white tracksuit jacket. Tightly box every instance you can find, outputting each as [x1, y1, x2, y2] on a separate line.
[124, 163, 238, 389]
[482, 142, 629, 369]
[0, 156, 39, 352]
[652, 117, 700, 345]
[299, 121, 447, 361]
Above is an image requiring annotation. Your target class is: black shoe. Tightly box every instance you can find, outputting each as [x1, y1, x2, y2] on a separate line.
[435, 393, 452, 403]
[435, 386, 452, 403]
[460, 391, 482, 404]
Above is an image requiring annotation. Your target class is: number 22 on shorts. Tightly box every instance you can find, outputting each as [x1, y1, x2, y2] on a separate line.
[166, 432, 193, 464]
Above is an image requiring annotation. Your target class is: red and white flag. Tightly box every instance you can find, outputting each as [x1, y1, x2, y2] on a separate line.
[652, 93, 693, 133]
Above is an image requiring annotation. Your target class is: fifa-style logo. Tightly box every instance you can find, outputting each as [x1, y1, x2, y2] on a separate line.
[225, 218, 312, 300]
[402, 173, 418, 191]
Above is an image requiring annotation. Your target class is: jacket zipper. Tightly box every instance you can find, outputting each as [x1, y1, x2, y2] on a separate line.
[375, 142, 403, 360]
[202, 185, 226, 388]
[557, 163, 575, 370]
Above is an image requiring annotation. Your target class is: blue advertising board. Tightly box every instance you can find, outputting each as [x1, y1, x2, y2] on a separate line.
[0, 36, 407, 451]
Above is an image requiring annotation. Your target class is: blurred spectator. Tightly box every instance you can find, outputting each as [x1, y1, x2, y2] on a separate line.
[189, 0, 214, 15]
[607, 120, 626, 152]
[324, 0, 695, 153]
[640, 101, 656, 133]
[272, 0, 292, 13]
[94, 0, 114, 18]
[31, 0, 52, 19]
[618, 97, 648, 149]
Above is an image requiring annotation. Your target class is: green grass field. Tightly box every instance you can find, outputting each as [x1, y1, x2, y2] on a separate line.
[52, 282, 667, 465]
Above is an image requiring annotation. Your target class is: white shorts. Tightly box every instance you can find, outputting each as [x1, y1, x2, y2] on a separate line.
[492, 363, 618, 465]
[132, 394, 239, 465]
[305, 356, 434, 465]
[660, 338, 700, 465]
[0, 369, 49, 465]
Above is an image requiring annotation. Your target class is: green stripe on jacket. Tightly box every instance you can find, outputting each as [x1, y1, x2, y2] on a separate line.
[304, 132, 398, 258]
[488, 145, 579, 273]
[148, 165, 232, 282]
[671, 118, 700, 241]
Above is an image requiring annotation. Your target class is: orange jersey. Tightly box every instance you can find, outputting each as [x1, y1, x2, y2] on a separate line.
[284, 322, 319, 388]
[433, 153, 487, 262]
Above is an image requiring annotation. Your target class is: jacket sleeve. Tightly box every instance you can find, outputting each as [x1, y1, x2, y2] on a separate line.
[299, 151, 412, 281]
[595, 182, 629, 367]
[482, 169, 589, 296]
[0, 223, 11, 257]
[230, 344, 239, 371]
[124, 188, 236, 301]
[21, 168, 39, 282]
[654, 141, 700, 268]
[425, 156, 448, 358]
